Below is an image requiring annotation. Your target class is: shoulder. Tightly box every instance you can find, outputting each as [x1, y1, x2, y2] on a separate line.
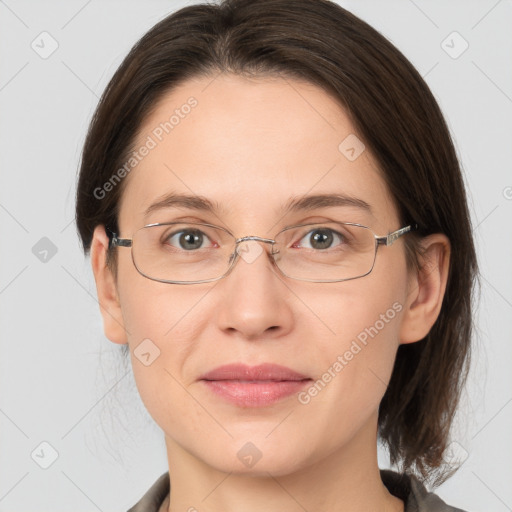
[126, 472, 170, 512]
[380, 469, 468, 512]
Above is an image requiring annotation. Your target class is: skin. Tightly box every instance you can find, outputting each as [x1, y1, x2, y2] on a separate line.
[90, 73, 450, 512]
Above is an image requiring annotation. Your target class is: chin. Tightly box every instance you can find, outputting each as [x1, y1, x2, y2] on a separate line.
[194, 432, 315, 477]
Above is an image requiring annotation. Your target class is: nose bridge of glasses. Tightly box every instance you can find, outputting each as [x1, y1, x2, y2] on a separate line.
[235, 235, 276, 245]
[229, 235, 278, 267]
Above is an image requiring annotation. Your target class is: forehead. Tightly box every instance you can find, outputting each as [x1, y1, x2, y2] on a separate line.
[118, 73, 398, 232]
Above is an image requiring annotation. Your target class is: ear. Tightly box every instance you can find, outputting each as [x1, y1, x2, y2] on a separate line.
[399, 233, 451, 344]
[90, 225, 128, 345]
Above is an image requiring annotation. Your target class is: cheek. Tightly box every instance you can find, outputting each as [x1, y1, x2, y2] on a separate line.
[292, 260, 405, 359]
[293, 265, 406, 419]
[115, 260, 213, 409]
[116, 245, 211, 343]
[121, 290, 219, 444]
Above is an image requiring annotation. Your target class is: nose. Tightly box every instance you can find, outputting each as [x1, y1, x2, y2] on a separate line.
[215, 239, 294, 340]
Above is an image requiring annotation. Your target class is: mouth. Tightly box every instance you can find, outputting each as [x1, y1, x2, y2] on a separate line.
[199, 363, 312, 407]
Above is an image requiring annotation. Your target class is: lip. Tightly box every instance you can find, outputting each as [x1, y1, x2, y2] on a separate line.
[199, 363, 312, 407]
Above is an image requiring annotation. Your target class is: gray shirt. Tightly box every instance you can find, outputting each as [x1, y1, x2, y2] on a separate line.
[127, 470, 468, 511]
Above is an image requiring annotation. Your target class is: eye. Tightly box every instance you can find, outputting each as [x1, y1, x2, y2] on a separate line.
[294, 228, 346, 250]
[164, 229, 213, 251]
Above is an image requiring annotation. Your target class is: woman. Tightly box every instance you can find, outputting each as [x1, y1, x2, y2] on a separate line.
[75, 0, 477, 510]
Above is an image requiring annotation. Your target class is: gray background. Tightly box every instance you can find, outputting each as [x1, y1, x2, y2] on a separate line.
[1, 0, 511, 511]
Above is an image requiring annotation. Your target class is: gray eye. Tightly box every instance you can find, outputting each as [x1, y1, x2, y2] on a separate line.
[167, 230, 207, 250]
[300, 228, 344, 250]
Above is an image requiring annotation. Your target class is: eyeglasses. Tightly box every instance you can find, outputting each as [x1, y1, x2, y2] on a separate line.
[108, 221, 415, 284]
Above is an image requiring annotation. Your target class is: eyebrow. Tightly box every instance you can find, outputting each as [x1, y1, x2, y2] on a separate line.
[144, 192, 373, 218]
[283, 193, 373, 216]
[144, 193, 221, 218]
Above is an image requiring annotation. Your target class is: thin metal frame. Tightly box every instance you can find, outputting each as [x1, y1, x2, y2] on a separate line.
[109, 222, 416, 285]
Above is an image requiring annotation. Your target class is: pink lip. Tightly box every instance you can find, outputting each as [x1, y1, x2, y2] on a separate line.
[199, 363, 312, 407]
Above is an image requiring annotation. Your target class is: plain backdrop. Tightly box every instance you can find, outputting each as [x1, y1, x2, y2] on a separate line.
[0, 1, 511, 511]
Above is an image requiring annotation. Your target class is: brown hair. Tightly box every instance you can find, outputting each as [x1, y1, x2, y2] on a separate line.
[75, 0, 478, 484]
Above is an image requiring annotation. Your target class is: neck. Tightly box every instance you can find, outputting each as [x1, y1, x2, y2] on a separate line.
[162, 413, 403, 512]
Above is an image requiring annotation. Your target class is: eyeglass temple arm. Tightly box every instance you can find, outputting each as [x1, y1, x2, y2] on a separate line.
[109, 234, 132, 249]
[376, 224, 417, 247]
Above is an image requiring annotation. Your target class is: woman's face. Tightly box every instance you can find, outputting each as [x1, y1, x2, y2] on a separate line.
[108, 73, 413, 475]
